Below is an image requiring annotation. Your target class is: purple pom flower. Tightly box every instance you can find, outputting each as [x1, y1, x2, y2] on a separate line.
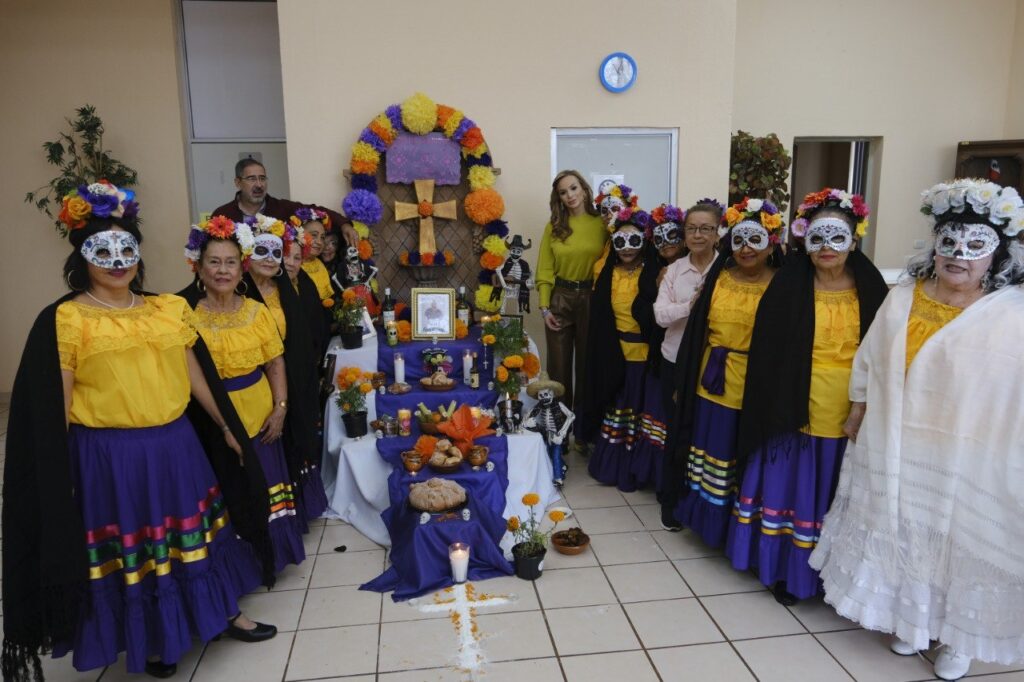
[465, 153, 492, 168]
[342, 189, 383, 225]
[385, 104, 403, 131]
[626, 210, 651, 230]
[434, 250, 446, 265]
[477, 269, 493, 284]
[484, 220, 509, 238]
[452, 117, 475, 142]
[408, 250, 421, 265]
[397, 306, 412, 322]
[359, 127, 388, 152]
[350, 174, 377, 192]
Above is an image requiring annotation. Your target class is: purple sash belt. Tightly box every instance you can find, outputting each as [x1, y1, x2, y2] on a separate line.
[223, 367, 263, 392]
[700, 346, 744, 395]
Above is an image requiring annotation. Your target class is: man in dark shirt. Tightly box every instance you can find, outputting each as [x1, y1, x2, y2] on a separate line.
[212, 158, 358, 247]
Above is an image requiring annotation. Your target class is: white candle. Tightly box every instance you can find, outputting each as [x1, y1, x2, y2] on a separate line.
[463, 349, 473, 385]
[394, 352, 405, 384]
[449, 542, 470, 583]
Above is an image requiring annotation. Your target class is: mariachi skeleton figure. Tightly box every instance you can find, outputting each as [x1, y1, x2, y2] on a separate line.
[491, 234, 533, 313]
[524, 372, 574, 487]
[333, 244, 378, 290]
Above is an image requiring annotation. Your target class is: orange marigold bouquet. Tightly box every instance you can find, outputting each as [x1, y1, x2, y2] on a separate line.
[334, 366, 374, 414]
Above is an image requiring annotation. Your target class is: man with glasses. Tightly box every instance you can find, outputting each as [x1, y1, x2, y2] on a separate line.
[213, 158, 358, 248]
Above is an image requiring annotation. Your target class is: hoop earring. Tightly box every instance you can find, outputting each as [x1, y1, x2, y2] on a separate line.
[197, 279, 206, 293]
[276, 267, 284, 278]
[235, 280, 249, 296]
[65, 270, 85, 292]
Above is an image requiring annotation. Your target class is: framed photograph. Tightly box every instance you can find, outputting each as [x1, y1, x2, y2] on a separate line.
[955, 139, 1024, 195]
[411, 287, 456, 340]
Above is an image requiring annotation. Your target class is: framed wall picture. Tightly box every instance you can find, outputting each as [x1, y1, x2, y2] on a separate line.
[954, 139, 1024, 195]
[411, 287, 456, 340]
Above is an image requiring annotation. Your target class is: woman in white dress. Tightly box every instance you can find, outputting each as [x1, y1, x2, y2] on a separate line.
[809, 178, 1024, 681]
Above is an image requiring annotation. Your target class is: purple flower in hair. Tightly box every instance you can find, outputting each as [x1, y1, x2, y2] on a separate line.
[632, 210, 652, 230]
[761, 200, 779, 215]
[186, 227, 208, 251]
[293, 206, 314, 224]
[696, 197, 724, 212]
[342, 190, 383, 224]
[385, 104, 403, 131]
[243, 215, 258, 227]
[121, 200, 139, 219]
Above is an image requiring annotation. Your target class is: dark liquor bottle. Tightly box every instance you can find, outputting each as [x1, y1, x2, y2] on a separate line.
[456, 286, 471, 327]
[469, 352, 480, 389]
[381, 287, 396, 326]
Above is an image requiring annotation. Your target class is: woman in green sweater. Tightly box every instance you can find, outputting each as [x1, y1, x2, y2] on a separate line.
[536, 170, 608, 435]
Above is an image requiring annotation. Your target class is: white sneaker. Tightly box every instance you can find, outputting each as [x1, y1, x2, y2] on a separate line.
[933, 646, 971, 681]
[889, 638, 919, 656]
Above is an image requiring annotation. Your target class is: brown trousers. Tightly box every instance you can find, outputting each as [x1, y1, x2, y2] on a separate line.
[544, 285, 592, 417]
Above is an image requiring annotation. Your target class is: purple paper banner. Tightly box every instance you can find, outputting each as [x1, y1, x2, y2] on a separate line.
[386, 132, 462, 185]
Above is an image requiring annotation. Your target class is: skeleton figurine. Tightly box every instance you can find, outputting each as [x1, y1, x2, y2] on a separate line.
[491, 234, 533, 313]
[333, 244, 378, 290]
[524, 372, 575, 487]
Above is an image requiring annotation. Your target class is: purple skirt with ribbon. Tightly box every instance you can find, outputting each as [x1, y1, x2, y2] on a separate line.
[674, 396, 741, 548]
[53, 416, 263, 674]
[298, 463, 329, 528]
[725, 432, 847, 599]
[629, 370, 667, 491]
[588, 361, 645, 492]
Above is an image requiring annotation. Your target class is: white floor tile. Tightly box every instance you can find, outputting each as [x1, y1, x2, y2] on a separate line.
[735, 633, 854, 681]
[320, 522, 386, 553]
[816, 629, 937, 682]
[38, 655, 101, 682]
[301, 525, 323, 555]
[475, 610, 556, 662]
[377, 666, 465, 680]
[237, 587, 306, 632]
[541, 542, 599, 569]
[563, 483, 628, 509]
[672, 556, 766, 596]
[285, 625, 378, 680]
[309, 548, 386, 588]
[649, 642, 755, 681]
[378, 616, 463, 672]
[624, 597, 724, 648]
[573, 506, 644, 534]
[590, 530, 668, 565]
[630, 503, 664, 531]
[195, 633, 295, 682]
[788, 595, 860, 633]
[299, 585, 382, 629]
[479, 657, 564, 681]
[651, 528, 722, 560]
[700, 590, 806, 640]
[545, 604, 640, 656]
[604, 561, 693, 602]
[535, 566, 617, 609]
[561, 650, 659, 681]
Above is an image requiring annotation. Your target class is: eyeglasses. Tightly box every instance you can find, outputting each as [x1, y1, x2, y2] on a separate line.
[239, 175, 268, 183]
[684, 225, 718, 235]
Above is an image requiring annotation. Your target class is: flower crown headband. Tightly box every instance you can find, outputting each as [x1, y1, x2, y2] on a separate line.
[790, 188, 869, 239]
[651, 203, 686, 227]
[722, 198, 784, 239]
[290, 206, 331, 230]
[184, 215, 256, 271]
[612, 205, 652, 233]
[595, 184, 639, 210]
[920, 178, 1024, 237]
[59, 180, 139, 232]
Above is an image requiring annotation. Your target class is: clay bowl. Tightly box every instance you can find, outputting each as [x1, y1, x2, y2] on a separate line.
[467, 445, 489, 467]
[551, 528, 591, 556]
[401, 451, 425, 473]
[418, 419, 444, 435]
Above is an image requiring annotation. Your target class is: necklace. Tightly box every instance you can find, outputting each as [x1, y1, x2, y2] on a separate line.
[85, 290, 136, 309]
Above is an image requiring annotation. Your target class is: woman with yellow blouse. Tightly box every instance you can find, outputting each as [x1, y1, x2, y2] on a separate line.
[661, 199, 784, 541]
[2, 187, 276, 680]
[245, 215, 329, 528]
[183, 217, 306, 574]
[293, 206, 335, 303]
[536, 170, 607, 421]
[582, 208, 663, 491]
[728, 189, 887, 605]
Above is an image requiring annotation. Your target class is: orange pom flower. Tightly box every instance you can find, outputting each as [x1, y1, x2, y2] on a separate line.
[436, 104, 456, 130]
[369, 115, 397, 145]
[455, 319, 469, 339]
[464, 189, 505, 225]
[396, 320, 412, 343]
[399, 252, 410, 265]
[480, 252, 504, 270]
[357, 239, 373, 260]
[482, 334, 496, 345]
[522, 353, 541, 379]
[351, 157, 378, 175]
[443, 250, 455, 265]
[521, 493, 540, 507]
[417, 200, 434, 217]
[421, 252, 435, 266]
[359, 383, 373, 394]
[503, 354, 524, 369]
[414, 435, 438, 457]
[460, 126, 484, 150]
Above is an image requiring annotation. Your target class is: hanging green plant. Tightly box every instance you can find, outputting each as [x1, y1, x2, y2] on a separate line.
[25, 104, 139, 236]
[728, 130, 792, 214]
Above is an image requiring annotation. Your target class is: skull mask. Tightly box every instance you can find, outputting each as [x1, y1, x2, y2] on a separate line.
[934, 222, 1000, 261]
[805, 217, 853, 254]
[80, 230, 141, 269]
[730, 221, 770, 252]
[251, 233, 283, 263]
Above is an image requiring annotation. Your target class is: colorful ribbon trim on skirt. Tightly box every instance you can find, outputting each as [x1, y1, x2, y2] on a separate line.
[86, 486, 230, 584]
[687, 446, 737, 505]
[700, 346, 744, 395]
[222, 367, 264, 392]
[732, 497, 821, 548]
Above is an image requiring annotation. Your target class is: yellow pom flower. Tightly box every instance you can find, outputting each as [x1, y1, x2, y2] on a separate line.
[443, 109, 465, 138]
[521, 493, 540, 507]
[359, 383, 373, 394]
[401, 92, 437, 135]
[548, 510, 566, 523]
[506, 516, 521, 532]
[856, 219, 869, 238]
[475, 286, 503, 313]
[352, 221, 370, 239]
[468, 166, 496, 191]
[481, 234, 509, 257]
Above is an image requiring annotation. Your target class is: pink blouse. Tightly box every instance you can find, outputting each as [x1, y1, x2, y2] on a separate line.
[654, 254, 714, 362]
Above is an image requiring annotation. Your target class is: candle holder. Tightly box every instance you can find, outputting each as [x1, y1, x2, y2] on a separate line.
[449, 542, 470, 584]
[393, 351, 406, 385]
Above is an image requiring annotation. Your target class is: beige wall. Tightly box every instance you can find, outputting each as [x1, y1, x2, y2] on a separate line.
[0, 0, 191, 393]
[277, 0, 738, 348]
[1007, 0, 1024, 137]
[733, 0, 1019, 270]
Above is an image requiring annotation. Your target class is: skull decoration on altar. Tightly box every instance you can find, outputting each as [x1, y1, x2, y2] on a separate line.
[491, 234, 533, 313]
[336, 245, 378, 289]
[524, 372, 575, 487]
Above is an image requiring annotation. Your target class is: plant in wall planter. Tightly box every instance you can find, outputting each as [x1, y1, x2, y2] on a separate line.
[506, 494, 566, 581]
[26, 104, 139, 236]
[728, 130, 792, 214]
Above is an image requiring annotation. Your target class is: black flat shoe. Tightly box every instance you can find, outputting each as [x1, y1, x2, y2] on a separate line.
[223, 618, 278, 643]
[772, 582, 798, 606]
[144, 660, 177, 678]
[661, 506, 683, 532]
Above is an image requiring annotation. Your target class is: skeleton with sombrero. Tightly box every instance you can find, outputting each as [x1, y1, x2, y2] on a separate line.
[524, 372, 575, 487]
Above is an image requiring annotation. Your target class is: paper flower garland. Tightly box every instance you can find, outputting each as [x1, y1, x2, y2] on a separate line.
[342, 91, 506, 302]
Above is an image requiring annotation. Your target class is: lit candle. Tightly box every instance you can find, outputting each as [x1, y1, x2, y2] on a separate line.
[449, 542, 470, 584]
[394, 352, 405, 384]
[469, 406, 482, 420]
[463, 349, 473, 385]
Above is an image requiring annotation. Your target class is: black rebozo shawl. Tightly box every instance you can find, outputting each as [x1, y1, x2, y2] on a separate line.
[298, 269, 330, 360]
[242, 271, 320, 513]
[1, 293, 273, 682]
[735, 249, 888, 467]
[579, 245, 662, 441]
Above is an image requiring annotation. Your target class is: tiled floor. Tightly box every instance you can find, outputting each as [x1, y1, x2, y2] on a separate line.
[2, 409, 1024, 681]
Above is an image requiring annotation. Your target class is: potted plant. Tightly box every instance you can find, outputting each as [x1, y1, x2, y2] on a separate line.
[506, 494, 566, 580]
[334, 289, 368, 349]
[334, 366, 374, 438]
[728, 130, 792, 213]
[495, 354, 525, 432]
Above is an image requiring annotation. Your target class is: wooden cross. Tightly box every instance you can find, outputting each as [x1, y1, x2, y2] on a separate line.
[394, 178, 457, 256]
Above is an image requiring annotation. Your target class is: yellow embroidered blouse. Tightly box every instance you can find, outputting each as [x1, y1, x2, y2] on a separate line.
[302, 258, 333, 302]
[804, 289, 861, 438]
[696, 270, 770, 409]
[57, 294, 197, 428]
[611, 266, 648, 362]
[191, 298, 284, 437]
[905, 280, 963, 371]
[263, 286, 287, 339]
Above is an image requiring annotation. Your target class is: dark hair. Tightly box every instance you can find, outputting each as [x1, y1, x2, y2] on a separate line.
[63, 216, 145, 292]
[235, 158, 265, 179]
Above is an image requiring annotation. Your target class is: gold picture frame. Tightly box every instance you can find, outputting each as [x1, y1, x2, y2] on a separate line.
[410, 287, 456, 340]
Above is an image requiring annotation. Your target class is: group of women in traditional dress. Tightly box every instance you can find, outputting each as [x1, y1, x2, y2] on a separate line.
[536, 171, 1024, 681]
[3, 185, 348, 680]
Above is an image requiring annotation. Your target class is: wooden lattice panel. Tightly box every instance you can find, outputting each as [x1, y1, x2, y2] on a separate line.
[368, 166, 487, 303]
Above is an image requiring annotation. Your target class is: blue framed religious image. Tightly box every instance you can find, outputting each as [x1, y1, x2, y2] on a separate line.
[599, 52, 638, 93]
[411, 287, 456, 340]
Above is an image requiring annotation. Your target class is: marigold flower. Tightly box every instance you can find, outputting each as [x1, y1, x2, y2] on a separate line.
[357, 239, 373, 260]
[521, 493, 540, 507]
[503, 355, 524, 369]
[322, 298, 335, 308]
[482, 334, 496, 345]
[341, 402, 351, 412]
[522, 353, 541, 379]
[496, 366, 509, 382]
[396, 320, 412, 343]
[548, 510, 566, 523]
[506, 516, 521, 532]
[342, 288, 358, 304]
[359, 383, 373, 394]
[455, 319, 469, 339]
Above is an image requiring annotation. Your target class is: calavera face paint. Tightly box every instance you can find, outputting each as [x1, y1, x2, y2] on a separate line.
[80, 230, 141, 269]
[934, 222, 1000, 261]
[805, 217, 853, 253]
[730, 221, 770, 252]
[251, 233, 283, 263]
